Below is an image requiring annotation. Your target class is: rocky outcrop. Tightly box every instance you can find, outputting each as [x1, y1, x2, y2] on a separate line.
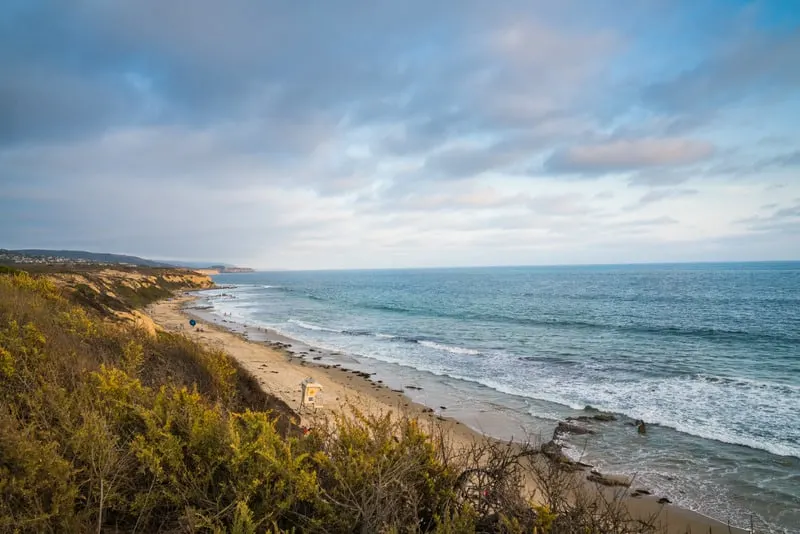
[554, 421, 595, 437]
[567, 413, 618, 423]
[540, 440, 571, 463]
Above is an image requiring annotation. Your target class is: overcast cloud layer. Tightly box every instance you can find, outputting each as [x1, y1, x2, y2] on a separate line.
[2, 0, 799, 268]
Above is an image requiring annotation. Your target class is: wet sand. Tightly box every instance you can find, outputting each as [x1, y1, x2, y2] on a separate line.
[145, 293, 748, 534]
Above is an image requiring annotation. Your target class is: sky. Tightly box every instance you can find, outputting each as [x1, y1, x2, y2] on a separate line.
[1, 0, 799, 269]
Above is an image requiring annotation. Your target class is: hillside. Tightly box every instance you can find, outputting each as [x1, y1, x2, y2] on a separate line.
[5, 249, 174, 267]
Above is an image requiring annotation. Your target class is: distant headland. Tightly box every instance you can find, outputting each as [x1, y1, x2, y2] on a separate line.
[0, 249, 253, 273]
[194, 265, 255, 275]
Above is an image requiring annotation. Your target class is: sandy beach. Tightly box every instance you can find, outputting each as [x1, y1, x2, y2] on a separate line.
[146, 293, 749, 534]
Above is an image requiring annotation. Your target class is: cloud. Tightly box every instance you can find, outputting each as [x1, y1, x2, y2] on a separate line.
[702, 148, 800, 178]
[737, 201, 800, 233]
[643, 28, 800, 114]
[423, 145, 523, 180]
[419, 132, 558, 180]
[545, 138, 715, 174]
[760, 150, 800, 168]
[627, 170, 692, 187]
[618, 188, 699, 212]
[616, 216, 678, 227]
[639, 188, 698, 205]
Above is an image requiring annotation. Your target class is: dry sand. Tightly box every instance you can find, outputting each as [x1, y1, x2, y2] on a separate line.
[146, 294, 748, 534]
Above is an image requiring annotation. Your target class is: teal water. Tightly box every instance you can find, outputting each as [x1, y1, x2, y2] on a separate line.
[206, 263, 800, 532]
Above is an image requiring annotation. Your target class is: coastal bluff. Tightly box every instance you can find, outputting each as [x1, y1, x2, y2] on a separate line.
[46, 266, 213, 335]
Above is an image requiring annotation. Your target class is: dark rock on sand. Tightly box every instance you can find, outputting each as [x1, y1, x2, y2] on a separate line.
[657, 497, 672, 504]
[587, 472, 631, 487]
[540, 440, 570, 463]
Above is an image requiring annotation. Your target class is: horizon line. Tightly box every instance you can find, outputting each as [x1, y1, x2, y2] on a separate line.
[237, 259, 800, 274]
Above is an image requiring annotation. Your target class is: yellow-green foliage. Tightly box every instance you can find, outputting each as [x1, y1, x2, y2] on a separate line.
[0, 272, 310, 532]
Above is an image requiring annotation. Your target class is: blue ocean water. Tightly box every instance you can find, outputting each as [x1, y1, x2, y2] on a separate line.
[206, 263, 800, 532]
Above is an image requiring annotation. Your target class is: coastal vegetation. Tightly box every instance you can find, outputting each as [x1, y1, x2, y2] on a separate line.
[0, 267, 699, 533]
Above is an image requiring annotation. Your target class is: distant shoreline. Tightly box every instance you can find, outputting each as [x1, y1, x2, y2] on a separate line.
[194, 266, 255, 275]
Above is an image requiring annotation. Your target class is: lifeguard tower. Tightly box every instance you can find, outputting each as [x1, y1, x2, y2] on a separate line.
[300, 378, 323, 410]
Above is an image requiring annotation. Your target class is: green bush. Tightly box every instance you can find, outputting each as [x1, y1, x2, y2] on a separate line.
[0, 264, 20, 275]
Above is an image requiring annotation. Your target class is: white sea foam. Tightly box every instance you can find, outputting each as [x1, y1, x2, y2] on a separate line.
[516, 372, 800, 459]
[287, 318, 341, 333]
[374, 333, 396, 339]
[418, 340, 480, 355]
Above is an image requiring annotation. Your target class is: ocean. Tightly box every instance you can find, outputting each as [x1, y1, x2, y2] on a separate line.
[199, 263, 800, 532]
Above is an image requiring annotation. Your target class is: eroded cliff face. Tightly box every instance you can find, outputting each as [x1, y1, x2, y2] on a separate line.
[46, 267, 213, 335]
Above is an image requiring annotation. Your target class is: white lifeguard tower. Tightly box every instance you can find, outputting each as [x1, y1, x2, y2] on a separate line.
[300, 378, 323, 410]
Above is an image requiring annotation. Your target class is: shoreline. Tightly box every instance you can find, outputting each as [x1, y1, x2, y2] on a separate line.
[145, 291, 749, 534]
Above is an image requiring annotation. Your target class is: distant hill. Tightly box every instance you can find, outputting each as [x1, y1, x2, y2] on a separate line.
[6, 249, 175, 267]
[162, 260, 235, 269]
[2, 249, 254, 272]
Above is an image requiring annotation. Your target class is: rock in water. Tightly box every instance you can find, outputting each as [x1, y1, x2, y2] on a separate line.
[554, 421, 595, 438]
